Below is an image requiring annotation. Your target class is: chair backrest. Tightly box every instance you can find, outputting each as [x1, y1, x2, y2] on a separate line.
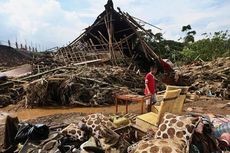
[156, 89, 181, 125]
[166, 85, 189, 95]
[166, 85, 189, 114]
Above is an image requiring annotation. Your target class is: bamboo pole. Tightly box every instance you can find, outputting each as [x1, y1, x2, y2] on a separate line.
[89, 33, 107, 51]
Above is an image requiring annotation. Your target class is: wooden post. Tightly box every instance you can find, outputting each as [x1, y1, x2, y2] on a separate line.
[72, 47, 79, 63]
[125, 35, 132, 56]
[104, 14, 116, 65]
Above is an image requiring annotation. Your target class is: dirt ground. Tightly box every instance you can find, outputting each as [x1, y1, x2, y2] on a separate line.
[184, 97, 230, 115]
[6, 97, 230, 124]
[0, 45, 32, 69]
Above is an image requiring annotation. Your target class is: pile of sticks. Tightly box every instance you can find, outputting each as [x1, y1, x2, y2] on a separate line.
[180, 57, 230, 99]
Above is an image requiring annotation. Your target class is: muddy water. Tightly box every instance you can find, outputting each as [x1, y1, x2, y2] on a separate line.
[1, 103, 143, 121]
[0, 96, 165, 121]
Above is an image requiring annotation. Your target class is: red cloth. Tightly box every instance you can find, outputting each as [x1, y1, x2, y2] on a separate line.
[144, 72, 156, 95]
[159, 59, 173, 71]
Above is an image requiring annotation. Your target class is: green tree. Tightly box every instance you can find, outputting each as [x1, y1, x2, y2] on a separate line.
[145, 32, 184, 63]
[181, 30, 230, 62]
[181, 25, 196, 44]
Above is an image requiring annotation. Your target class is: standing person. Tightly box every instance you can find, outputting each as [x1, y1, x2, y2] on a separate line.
[144, 65, 158, 112]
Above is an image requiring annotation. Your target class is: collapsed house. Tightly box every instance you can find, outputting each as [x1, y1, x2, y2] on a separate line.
[20, 0, 179, 107]
[0, 1, 230, 152]
[53, 0, 162, 71]
[1, 0, 166, 108]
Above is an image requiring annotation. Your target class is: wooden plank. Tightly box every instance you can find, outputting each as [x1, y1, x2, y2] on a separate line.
[18, 59, 103, 81]
[73, 59, 102, 66]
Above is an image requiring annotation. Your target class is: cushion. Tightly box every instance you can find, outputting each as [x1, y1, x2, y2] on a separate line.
[154, 113, 200, 151]
[81, 113, 116, 128]
[61, 123, 85, 141]
[81, 113, 116, 138]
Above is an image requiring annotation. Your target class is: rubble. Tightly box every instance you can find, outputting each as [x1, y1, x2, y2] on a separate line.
[0, 83, 25, 108]
[1, 112, 229, 152]
[25, 66, 144, 107]
[32, 51, 64, 74]
[0, 0, 182, 108]
[180, 57, 230, 100]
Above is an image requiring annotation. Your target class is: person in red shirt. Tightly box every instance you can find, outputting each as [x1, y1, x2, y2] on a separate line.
[144, 65, 158, 112]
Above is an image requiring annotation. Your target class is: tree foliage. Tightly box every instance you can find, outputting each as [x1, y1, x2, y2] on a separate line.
[181, 30, 230, 62]
[145, 32, 184, 63]
[144, 24, 230, 65]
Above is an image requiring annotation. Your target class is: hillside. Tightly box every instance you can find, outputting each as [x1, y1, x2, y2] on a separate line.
[0, 45, 32, 69]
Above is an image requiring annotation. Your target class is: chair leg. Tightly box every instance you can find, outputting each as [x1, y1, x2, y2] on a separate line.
[115, 98, 118, 114]
[146, 104, 151, 112]
[126, 100, 128, 114]
[141, 100, 144, 114]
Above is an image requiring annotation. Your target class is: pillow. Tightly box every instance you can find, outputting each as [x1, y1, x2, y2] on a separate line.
[81, 113, 116, 129]
[154, 113, 200, 152]
[130, 138, 187, 153]
[81, 113, 116, 138]
[61, 123, 85, 141]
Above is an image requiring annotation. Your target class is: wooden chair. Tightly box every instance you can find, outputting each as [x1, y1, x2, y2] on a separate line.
[136, 89, 181, 129]
[166, 85, 189, 114]
[152, 86, 189, 115]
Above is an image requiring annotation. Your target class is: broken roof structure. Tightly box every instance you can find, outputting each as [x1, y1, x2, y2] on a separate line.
[54, 0, 164, 71]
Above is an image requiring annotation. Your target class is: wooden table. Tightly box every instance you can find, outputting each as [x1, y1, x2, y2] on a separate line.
[115, 94, 151, 114]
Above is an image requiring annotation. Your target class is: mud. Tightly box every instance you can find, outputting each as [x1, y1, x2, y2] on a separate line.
[0, 102, 144, 121]
[0, 96, 229, 122]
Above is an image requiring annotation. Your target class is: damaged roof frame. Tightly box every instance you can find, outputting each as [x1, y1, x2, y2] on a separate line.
[54, 0, 161, 70]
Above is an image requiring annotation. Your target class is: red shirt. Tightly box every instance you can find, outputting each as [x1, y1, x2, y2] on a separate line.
[144, 72, 156, 95]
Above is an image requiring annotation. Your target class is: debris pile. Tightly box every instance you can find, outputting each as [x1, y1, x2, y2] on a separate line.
[181, 57, 230, 99]
[25, 66, 145, 107]
[32, 52, 64, 74]
[0, 81, 25, 107]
